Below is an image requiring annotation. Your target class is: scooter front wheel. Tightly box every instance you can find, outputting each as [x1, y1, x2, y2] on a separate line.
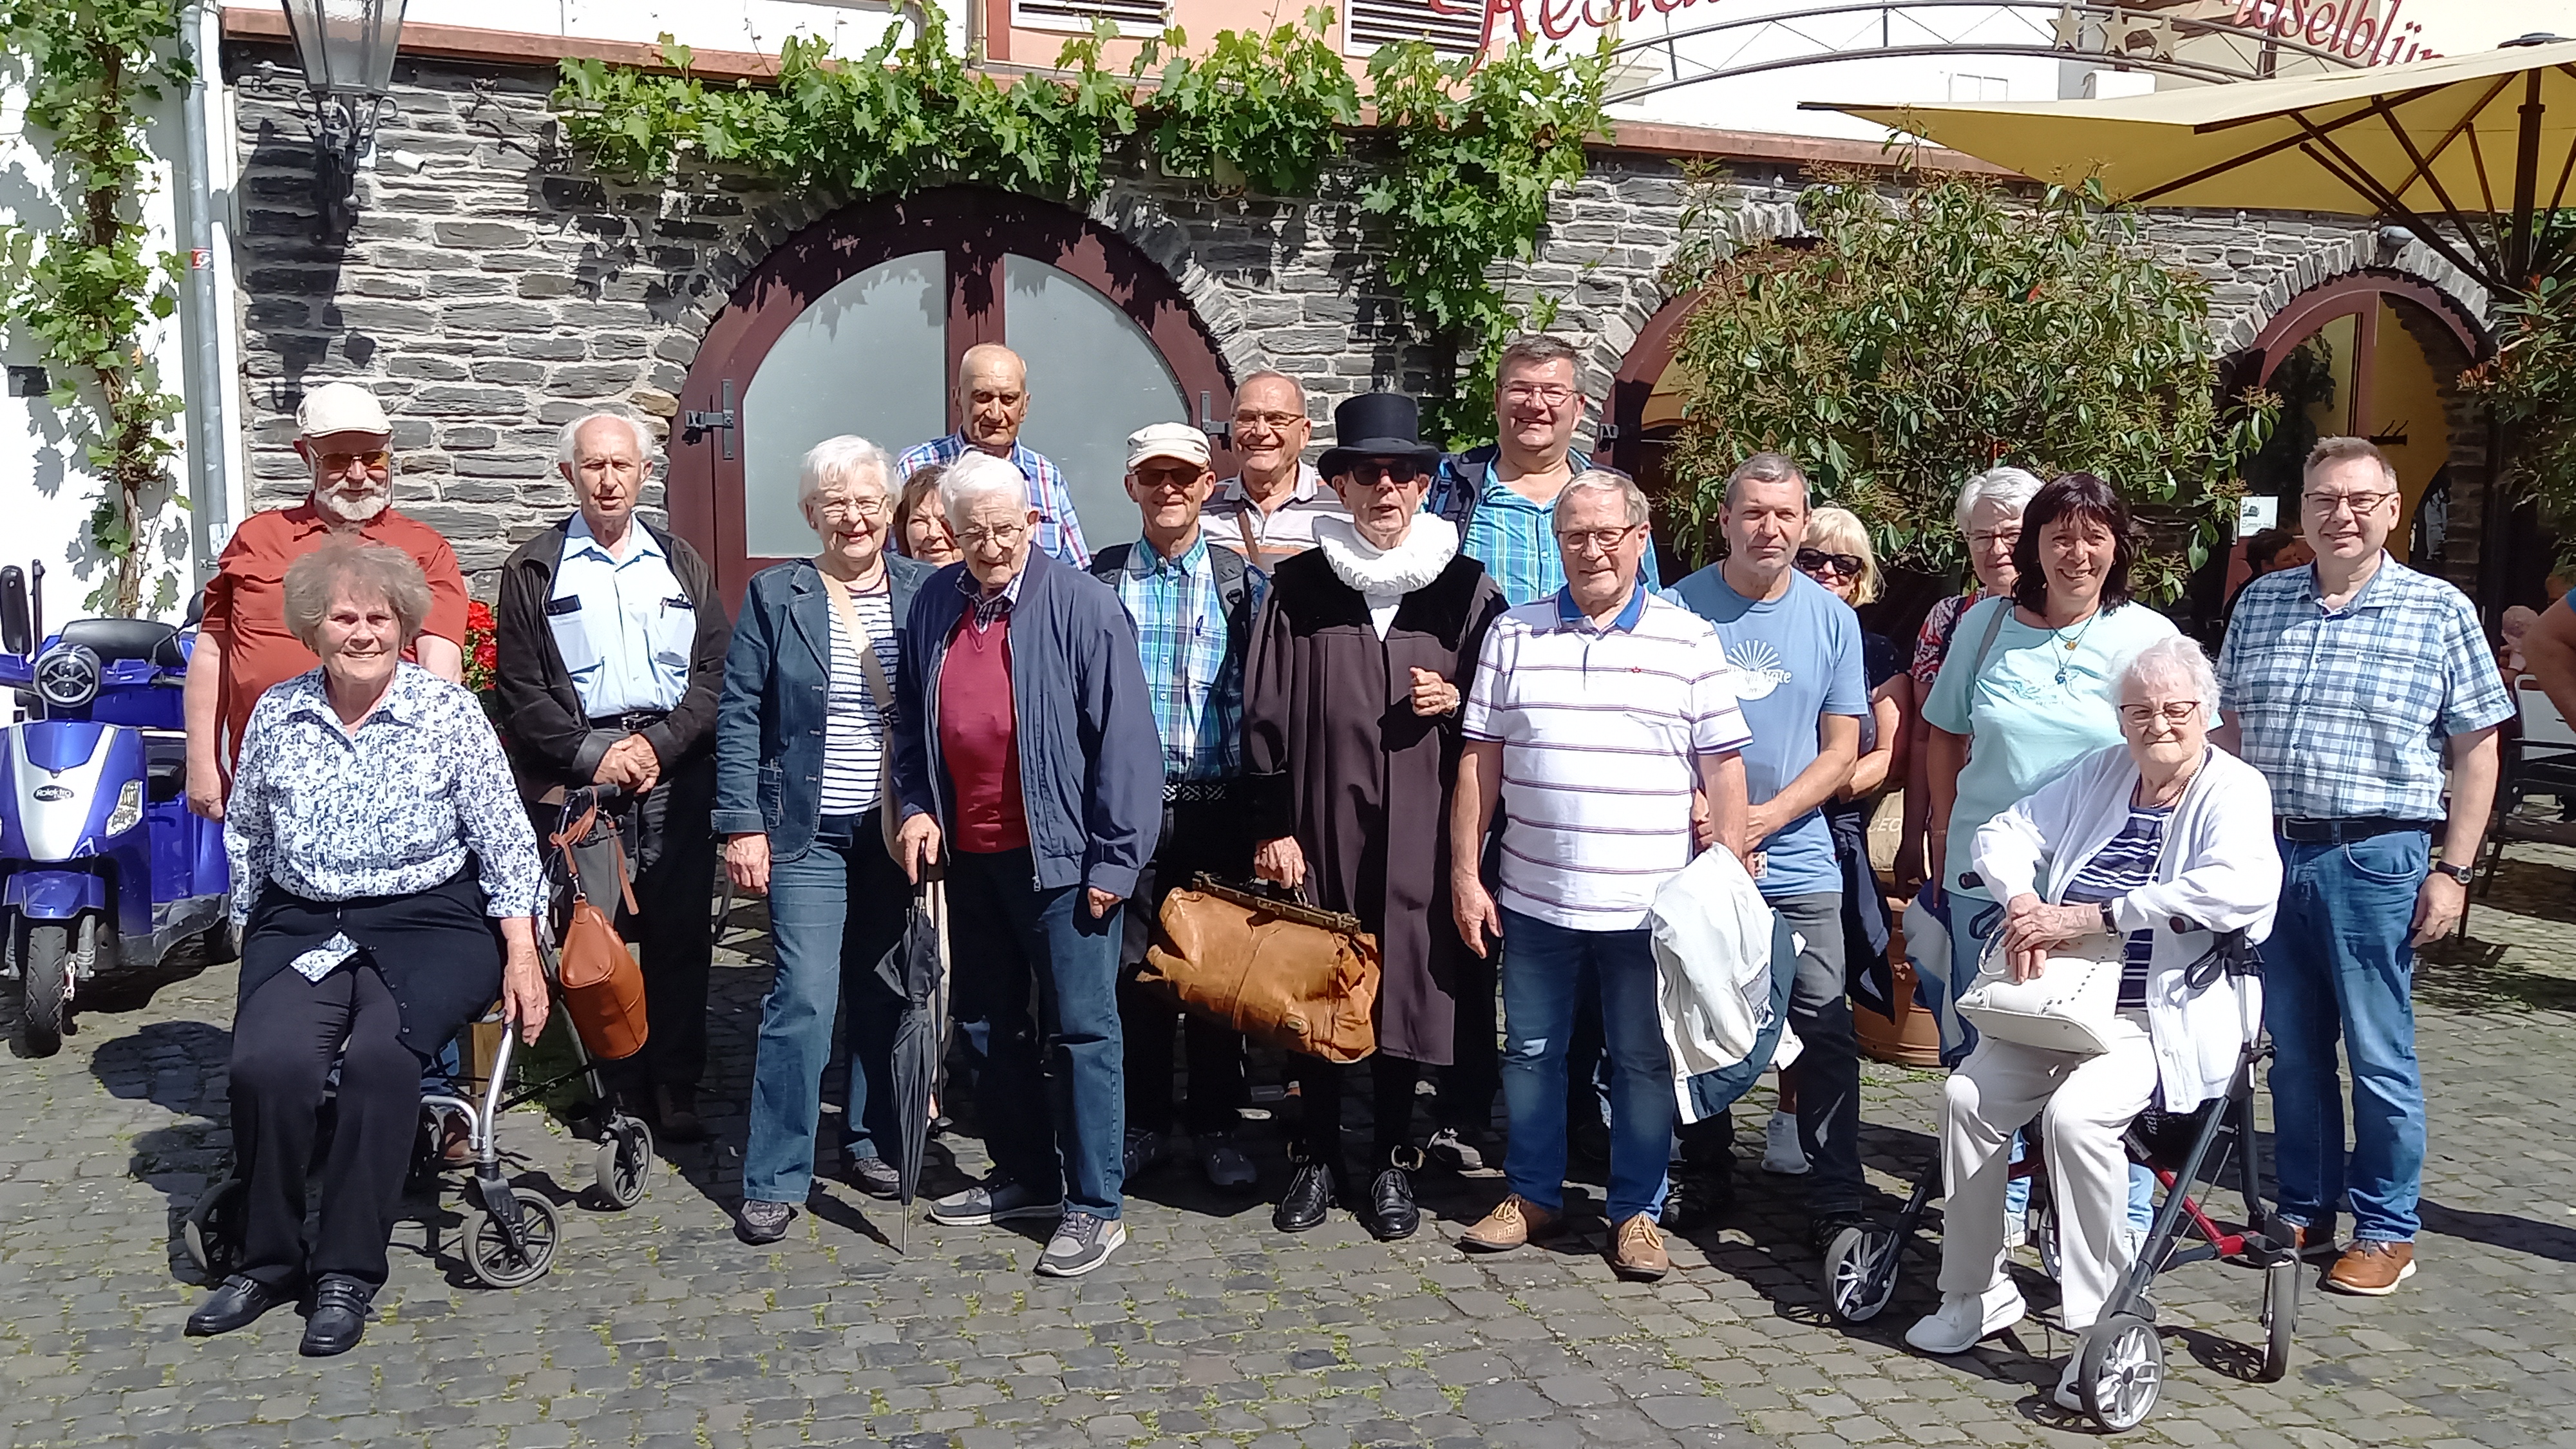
[20, 922, 69, 1057]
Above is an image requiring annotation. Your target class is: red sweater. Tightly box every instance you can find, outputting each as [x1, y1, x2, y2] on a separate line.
[937, 611, 1030, 854]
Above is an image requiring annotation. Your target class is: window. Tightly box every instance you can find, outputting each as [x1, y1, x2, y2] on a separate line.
[1946, 72, 2008, 100]
[1012, 0, 1168, 34]
[1346, 0, 1486, 56]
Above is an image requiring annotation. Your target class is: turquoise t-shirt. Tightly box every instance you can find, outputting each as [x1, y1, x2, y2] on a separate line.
[1922, 595, 2181, 900]
[1665, 565, 1869, 898]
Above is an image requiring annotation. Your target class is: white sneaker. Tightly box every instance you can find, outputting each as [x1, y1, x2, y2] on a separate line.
[1904, 1279, 2027, 1355]
[1761, 1110, 1810, 1175]
[2053, 1355, 2085, 1412]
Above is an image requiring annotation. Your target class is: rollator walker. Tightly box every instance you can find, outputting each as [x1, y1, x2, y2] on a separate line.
[1823, 894, 2298, 1434]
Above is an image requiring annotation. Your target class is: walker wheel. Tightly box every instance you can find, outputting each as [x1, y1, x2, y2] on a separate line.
[464, 1187, 562, 1288]
[2076, 1312, 2164, 1432]
[184, 1175, 245, 1280]
[2258, 1257, 2299, 1383]
[593, 1117, 653, 1209]
[1823, 1223, 1902, 1323]
[2031, 1199, 2063, 1283]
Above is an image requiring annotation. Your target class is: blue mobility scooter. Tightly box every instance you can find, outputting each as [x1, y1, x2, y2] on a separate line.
[0, 562, 231, 1056]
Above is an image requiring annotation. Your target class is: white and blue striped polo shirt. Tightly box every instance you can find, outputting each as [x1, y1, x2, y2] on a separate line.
[1461, 583, 1752, 931]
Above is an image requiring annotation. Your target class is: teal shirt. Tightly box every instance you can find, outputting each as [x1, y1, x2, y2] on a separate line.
[1922, 596, 2180, 900]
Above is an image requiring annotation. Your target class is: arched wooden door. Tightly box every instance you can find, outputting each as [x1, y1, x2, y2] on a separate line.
[668, 187, 1241, 605]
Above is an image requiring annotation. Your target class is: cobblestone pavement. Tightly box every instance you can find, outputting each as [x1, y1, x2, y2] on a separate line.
[5, 846, 2575, 1449]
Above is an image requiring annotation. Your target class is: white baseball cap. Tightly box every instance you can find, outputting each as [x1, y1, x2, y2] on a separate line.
[296, 381, 392, 439]
[1126, 422, 1211, 471]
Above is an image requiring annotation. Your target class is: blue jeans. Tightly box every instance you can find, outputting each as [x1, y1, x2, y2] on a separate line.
[2265, 829, 2430, 1242]
[741, 816, 909, 1204]
[1499, 909, 1675, 1224]
[947, 847, 1126, 1219]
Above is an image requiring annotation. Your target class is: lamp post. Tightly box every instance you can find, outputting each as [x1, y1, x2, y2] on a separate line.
[276, 0, 407, 240]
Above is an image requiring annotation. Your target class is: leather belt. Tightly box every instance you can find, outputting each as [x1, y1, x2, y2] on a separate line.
[589, 710, 670, 732]
[2275, 815, 2436, 843]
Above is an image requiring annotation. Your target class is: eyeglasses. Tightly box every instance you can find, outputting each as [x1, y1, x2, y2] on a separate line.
[815, 497, 887, 522]
[1343, 460, 1423, 487]
[1557, 524, 1640, 554]
[1795, 549, 1864, 578]
[2301, 489, 2396, 518]
[957, 522, 1028, 549]
[1232, 410, 1307, 431]
[2119, 701, 2202, 728]
[1967, 527, 2022, 547]
[1501, 383, 1578, 408]
[316, 449, 392, 475]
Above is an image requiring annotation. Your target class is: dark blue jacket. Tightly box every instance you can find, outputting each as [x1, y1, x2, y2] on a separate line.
[712, 554, 936, 861]
[891, 549, 1163, 899]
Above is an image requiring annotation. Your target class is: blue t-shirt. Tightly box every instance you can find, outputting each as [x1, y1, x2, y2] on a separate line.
[1664, 565, 1868, 898]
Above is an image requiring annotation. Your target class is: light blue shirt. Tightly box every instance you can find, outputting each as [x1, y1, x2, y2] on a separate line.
[1663, 565, 1868, 898]
[1922, 595, 2181, 900]
[549, 515, 695, 717]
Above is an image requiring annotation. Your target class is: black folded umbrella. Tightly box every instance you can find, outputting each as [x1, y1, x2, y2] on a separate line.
[876, 874, 949, 1251]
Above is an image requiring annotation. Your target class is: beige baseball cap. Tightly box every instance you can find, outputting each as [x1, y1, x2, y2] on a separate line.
[1126, 422, 1211, 471]
[296, 381, 392, 439]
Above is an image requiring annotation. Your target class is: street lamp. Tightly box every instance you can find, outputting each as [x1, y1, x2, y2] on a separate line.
[277, 0, 408, 240]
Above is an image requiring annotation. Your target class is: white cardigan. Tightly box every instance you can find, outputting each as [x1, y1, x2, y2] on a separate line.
[1970, 743, 2280, 1111]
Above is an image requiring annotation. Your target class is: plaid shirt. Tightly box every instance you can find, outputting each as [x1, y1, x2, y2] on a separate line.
[896, 434, 1090, 567]
[1424, 445, 1663, 606]
[958, 564, 1024, 630]
[1111, 534, 1265, 782]
[2216, 554, 2511, 821]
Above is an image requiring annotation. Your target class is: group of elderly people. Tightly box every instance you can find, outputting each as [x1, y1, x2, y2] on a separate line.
[169, 341, 2502, 1397]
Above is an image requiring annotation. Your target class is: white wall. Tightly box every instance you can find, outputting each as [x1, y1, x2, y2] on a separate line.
[399, 0, 929, 56]
[0, 73, 198, 625]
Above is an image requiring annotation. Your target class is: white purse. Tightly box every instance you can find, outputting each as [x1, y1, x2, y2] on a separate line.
[1955, 929, 2125, 1056]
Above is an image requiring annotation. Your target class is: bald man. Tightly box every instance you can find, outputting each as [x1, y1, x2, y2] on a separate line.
[896, 344, 1090, 566]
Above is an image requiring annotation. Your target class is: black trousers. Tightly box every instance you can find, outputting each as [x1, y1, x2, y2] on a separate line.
[229, 961, 425, 1290]
[607, 753, 717, 1091]
[1293, 1052, 1422, 1176]
[1118, 796, 1253, 1137]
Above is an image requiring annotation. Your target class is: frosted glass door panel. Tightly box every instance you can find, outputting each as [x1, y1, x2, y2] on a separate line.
[741, 251, 946, 558]
[1003, 254, 1188, 551]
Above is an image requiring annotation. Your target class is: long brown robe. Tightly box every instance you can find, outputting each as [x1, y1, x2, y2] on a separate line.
[1242, 547, 1506, 1066]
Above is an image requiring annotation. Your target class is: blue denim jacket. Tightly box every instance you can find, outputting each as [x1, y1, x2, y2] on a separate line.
[712, 554, 935, 862]
[891, 549, 1164, 900]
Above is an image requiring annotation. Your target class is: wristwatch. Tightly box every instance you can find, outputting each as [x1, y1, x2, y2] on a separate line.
[2098, 901, 2118, 934]
[2432, 860, 2476, 886]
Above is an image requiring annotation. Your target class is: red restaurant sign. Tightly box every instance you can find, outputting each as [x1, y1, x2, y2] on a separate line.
[1431, 0, 2433, 65]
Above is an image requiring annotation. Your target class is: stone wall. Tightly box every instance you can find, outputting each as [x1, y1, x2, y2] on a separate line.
[222, 39, 2493, 596]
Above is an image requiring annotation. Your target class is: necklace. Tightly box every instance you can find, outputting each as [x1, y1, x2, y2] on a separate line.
[2049, 605, 2103, 685]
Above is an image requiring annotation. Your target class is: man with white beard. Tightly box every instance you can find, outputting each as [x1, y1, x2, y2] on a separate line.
[186, 381, 470, 820]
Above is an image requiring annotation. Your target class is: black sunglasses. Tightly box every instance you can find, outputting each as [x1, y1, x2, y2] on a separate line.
[1345, 459, 1423, 486]
[1795, 549, 1864, 577]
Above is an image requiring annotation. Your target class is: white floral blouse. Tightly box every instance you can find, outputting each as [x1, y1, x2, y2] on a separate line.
[225, 663, 545, 929]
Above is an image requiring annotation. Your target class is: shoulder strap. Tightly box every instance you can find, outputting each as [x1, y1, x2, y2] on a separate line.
[1088, 543, 1130, 583]
[1209, 540, 1255, 653]
[1965, 596, 2012, 683]
[1233, 502, 1261, 563]
[816, 569, 896, 717]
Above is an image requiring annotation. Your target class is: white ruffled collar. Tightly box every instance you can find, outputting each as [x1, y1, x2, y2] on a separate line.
[1314, 513, 1459, 598]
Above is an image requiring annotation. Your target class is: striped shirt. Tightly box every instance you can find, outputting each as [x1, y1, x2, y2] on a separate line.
[1110, 534, 1265, 782]
[2057, 804, 2172, 1008]
[895, 434, 1090, 567]
[1461, 583, 1750, 931]
[818, 586, 900, 815]
[2215, 554, 2512, 820]
[1202, 462, 1349, 567]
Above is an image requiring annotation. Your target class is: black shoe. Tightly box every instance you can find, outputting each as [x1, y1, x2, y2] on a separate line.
[298, 1274, 373, 1357]
[1808, 1209, 1873, 1258]
[842, 1153, 902, 1200]
[186, 1274, 289, 1337]
[1365, 1147, 1423, 1241]
[1662, 1170, 1734, 1233]
[1274, 1150, 1336, 1234]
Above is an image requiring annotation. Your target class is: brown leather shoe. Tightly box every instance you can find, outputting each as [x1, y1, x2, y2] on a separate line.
[1461, 1194, 1561, 1253]
[2325, 1240, 2416, 1296]
[1609, 1214, 1670, 1282]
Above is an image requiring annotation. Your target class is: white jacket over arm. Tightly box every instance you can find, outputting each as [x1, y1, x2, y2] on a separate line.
[1971, 743, 2280, 1110]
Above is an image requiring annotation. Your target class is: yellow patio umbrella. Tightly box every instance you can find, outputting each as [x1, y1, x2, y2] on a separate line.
[1807, 35, 2576, 294]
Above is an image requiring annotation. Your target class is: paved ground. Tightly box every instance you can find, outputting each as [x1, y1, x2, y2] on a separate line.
[5, 845, 2575, 1449]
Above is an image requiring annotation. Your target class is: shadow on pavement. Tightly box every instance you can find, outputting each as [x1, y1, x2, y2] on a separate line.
[2414, 936, 2576, 1013]
[2420, 1197, 2576, 1264]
